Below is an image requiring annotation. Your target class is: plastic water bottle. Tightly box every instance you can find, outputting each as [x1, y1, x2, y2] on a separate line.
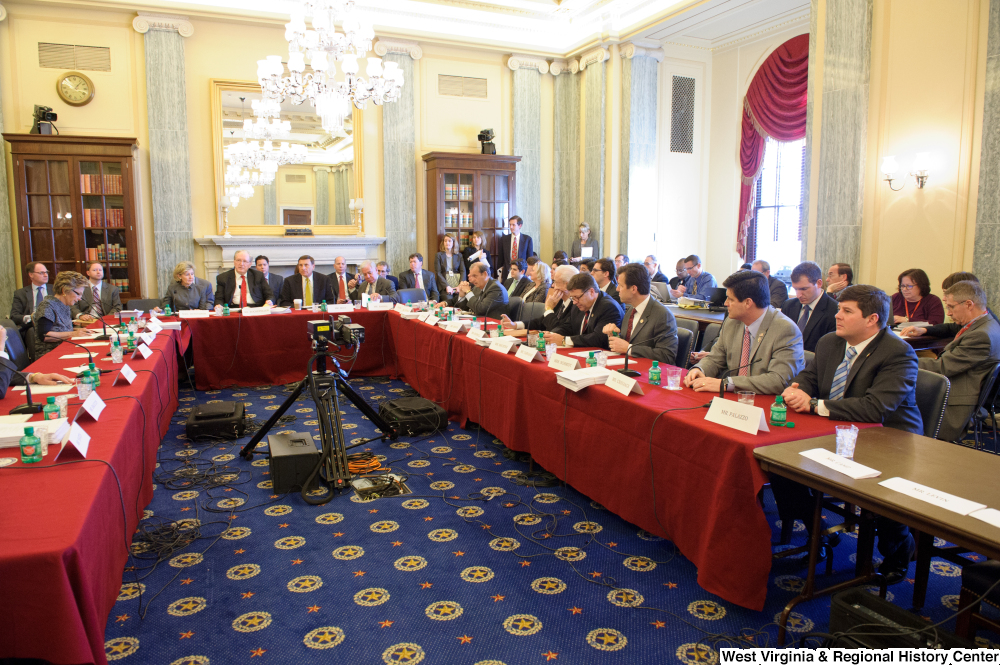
[20, 427, 42, 464]
[164, 304, 173, 316]
[127, 316, 138, 334]
[587, 351, 597, 368]
[321, 300, 328, 313]
[111, 339, 123, 364]
[536, 333, 546, 355]
[770, 395, 788, 426]
[222, 303, 230, 317]
[498, 325, 505, 337]
[649, 360, 661, 386]
[43, 396, 59, 420]
[127, 332, 136, 352]
[88, 362, 100, 388]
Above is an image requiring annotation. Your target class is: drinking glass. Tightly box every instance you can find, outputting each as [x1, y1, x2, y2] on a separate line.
[835, 425, 860, 459]
[545, 342, 558, 360]
[737, 391, 756, 405]
[665, 367, 683, 390]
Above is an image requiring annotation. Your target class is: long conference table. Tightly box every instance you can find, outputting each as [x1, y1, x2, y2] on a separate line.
[1, 306, 875, 664]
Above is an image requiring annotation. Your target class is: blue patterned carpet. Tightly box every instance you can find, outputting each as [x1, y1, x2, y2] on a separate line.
[101, 376, 995, 664]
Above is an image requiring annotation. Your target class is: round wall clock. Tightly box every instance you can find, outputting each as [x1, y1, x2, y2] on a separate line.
[56, 71, 95, 107]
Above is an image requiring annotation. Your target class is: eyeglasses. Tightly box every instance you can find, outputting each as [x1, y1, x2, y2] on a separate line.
[900, 283, 917, 290]
[568, 293, 588, 302]
[944, 301, 971, 311]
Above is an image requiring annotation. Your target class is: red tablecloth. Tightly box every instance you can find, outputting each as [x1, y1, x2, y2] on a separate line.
[0, 328, 179, 665]
[183, 309, 397, 389]
[384, 313, 877, 611]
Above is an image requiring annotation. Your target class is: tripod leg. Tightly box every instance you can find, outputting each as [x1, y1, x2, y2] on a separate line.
[336, 377, 398, 439]
[240, 380, 305, 460]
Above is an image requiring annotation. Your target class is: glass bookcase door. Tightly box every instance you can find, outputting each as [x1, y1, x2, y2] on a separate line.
[479, 173, 511, 267]
[79, 160, 130, 294]
[23, 159, 77, 277]
[444, 172, 476, 249]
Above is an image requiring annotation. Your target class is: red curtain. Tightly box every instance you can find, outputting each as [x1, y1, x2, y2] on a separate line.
[736, 33, 810, 259]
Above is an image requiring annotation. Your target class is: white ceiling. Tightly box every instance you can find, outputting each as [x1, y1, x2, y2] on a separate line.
[637, 0, 809, 49]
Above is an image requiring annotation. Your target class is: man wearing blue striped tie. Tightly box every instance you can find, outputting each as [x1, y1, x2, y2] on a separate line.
[774, 284, 922, 585]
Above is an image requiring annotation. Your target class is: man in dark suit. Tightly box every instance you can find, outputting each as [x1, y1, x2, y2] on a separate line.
[643, 255, 670, 284]
[377, 261, 399, 289]
[398, 253, 440, 302]
[668, 258, 687, 291]
[502, 259, 531, 298]
[351, 260, 397, 303]
[910, 280, 1000, 441]
[10, 262, 52, 324]
[500, 264, 578, 334]
[752, 259, 789, 308]
[256, 255, 284, 301]
[456, 262, 508, 319]
[330, 256, 355, 304]
[278, 255, 335, 307]
[779, 284, 922, 584]
[591, 258, 621, 304]
[546, 273, 623, 349]
[0, 326, 74, 398]
[781, 261, 839, 352]
[498, 215, 534, 282]
[603, 263, 679, 366]
[215, 250, 274, 310]
[73, 261, 123, 321]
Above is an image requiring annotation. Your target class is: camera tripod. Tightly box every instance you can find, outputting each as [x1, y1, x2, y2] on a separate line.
[240, 345, 397, 504]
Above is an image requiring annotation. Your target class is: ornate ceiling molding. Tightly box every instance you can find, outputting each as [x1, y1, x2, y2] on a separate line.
[549, 59, 580, 75]
[620, 42, 664, 61]
[578, 46, 609, 70]
[373, 38, 423, 60]
[506, 54, 550, 74]
[133, 12, 195, 37]
[313, 166, 332, 173]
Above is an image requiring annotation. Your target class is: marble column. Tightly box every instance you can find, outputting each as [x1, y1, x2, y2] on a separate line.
[581, 48, 609, 247]
[333, 165, 352, 225]
[0, 6, 15, 318]
[508, 55, 547, 246]
[800, 0, 820, 261]
[619, 44, 662, 258]
[133, 12, 195, 296]
[375, 39, 422, 274]
[811, 0, 873, 276]
[263, 182, 277, 225]
[973, 0, 1000, 311]
[552, 59, 580, 256]
[314, 166, 330, 225]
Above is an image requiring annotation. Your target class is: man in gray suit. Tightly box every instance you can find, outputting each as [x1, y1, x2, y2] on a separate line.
[73, 261, 123, 321]
[686, 270, 804, 394]
[457, 262, 509, 319]
[351, 260, 397, 303]
[907, 280, 1000, 441]
[602, 263, 679, 366]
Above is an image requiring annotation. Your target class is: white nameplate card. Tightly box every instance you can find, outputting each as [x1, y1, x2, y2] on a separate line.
[368, 302, 394, 311]
[361, 292, 370, 308]
[605, 371, 644, 396]
[515, 345, 543, 363]
[55, 422, 91, 460]
[704, 397, 769, 435]
[242, 306, 272, 317]
[113, 364, 137, 386]
[146, 319, 163, 334]
[444, 320, 465, 333]
[78, 391, 106, 422]
[140, 332, 156, 346]
[14, 384, 73, 395]
[424, 315, 439, 326]
[799, 448, 880, 480]
[878, 477, 987, 516]
[970, 508, 1000, 529]
[60, 353, 92, 359]
[417, 312, 429, 322]
[489, 338, 518, 354]
[178, 309, 210, 318]
[467, 327, 486, 341]
[134, 343, 153, 359]
[328, 304, 354, 313]
[568, 350, 620, 359]
[548, 354, 580, 372]
[394, 303, 413, 314]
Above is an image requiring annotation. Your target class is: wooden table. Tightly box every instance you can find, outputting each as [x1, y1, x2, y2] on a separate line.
[666, 305, 726, 331]
[754, 428, 1000, 643]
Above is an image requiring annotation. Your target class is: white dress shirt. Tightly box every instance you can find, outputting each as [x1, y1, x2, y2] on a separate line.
[231, 272, 257, 306]
[797, 292, 824, 328]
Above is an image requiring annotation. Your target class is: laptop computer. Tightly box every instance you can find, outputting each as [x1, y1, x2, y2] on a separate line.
[706, 288, 728, 312]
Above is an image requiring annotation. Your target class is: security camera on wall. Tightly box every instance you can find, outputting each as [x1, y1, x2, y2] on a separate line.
[478, 128, 496, 155]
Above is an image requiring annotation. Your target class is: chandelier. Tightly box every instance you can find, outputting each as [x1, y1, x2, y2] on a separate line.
[257, 0, 404, 134]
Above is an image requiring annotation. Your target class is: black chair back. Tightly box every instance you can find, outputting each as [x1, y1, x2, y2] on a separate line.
[699, 322, 721, 351]
[506, 296, 523, 321]
[966, 362, 1000, 449]
[675, 318, 699, 355]
[519, 301, 545, 325]
[24, 326, 36, 362]
[395, 288, 426, 305]
[3, 326, 29, 371]
[675, 327, 693, 369]
[915, 369, 950, 440]
[127, 299, 161, 311]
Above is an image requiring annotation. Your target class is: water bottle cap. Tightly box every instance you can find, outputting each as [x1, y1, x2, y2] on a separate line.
[24, 426, 33, 435]
[774, 395, 784, 404]
[652, 361, 659, 367]
[47, 396, 55, 404]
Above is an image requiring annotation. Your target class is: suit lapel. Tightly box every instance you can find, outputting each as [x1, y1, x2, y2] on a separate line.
[801, 299, 820, 339]
[945, 314, 988, 352]
[629, 300, 653, 339]
[749, 309, 775, 362]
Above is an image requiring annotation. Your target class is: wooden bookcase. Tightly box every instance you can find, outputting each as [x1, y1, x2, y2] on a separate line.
[423, 152, 520, 269]
[4, 134, 142, 300]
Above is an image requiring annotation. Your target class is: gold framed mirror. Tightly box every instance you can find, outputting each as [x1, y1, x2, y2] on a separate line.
[210, 79, 364, 235]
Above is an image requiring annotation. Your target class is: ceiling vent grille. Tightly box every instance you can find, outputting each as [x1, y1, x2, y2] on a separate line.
[285, 174, 307, 183]
[438, 74, 487, 99]
[38, 43, 112, 72]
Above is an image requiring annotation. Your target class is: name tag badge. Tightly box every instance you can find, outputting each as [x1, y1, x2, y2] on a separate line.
[704, 396, 769, 435]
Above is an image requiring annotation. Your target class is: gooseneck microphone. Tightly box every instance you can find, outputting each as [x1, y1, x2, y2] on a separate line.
[618, 337, 659, 378]
[0, 356, 43, 415]
[63, 339, 112, 374]
[89, 293, 112, 341]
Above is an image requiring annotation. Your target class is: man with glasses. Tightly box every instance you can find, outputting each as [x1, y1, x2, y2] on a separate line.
[501, 264, 578, 335]
[669, 259, 687, 291]
[643, 255, 669, 284]
[671, 254, 718, 301]
[10, 262, 52, 325]
[590, 258, 620, 304]
[544, 273, 623, 348]
[614, 254, 629, 269]
[214, 250, 274, 311]
[376, 261, 399, 289]
[905, 280, 1000, 442]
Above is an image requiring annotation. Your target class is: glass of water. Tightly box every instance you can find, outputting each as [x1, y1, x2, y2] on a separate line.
[835, 425, 860, 459]
[665, 367, 683, 390]
[595, 351, 607, 367]
[527, 332, 538, 348]
[545, 342, 558, 360]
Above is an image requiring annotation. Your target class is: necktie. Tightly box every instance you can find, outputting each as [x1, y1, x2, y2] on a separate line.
[797, 304, 811, 332]
[35, 286, 43, 306]
[829, 346, 858, 401]
[691, 277, 698, 296]
[623, 308, 637, 342]
[581, 310, 590, 335]
[305, 277, 313, 306]
[239, 275, 247, 308]
[511, 235, 517, 261]
[92, 285, 101, 316]
[416, 272, 423, 290]
[739, 327, 752, 376]
[507, 279, 517, 296]
[339, 275, 348, 303]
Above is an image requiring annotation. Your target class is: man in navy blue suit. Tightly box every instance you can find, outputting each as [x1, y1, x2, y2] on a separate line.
[498, 215, 534, 283]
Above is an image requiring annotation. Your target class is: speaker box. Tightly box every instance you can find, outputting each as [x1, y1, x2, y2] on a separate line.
[268, 432, 319, 494]
[829, 588, 973, 649]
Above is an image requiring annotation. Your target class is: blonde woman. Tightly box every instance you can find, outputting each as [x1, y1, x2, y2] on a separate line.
[33, 270, 88, 358]
[521, 261, 551, 304]
[156, 261, 215, 312]
[571, 222, 600, 263]
[435, 234, 466, 304]
[462, 231, 491, 275]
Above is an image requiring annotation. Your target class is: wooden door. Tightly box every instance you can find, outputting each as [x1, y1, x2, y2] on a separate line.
[77, 157, 137, 298]
[16, 157, 79, 280]
[477, 170, 513, 268]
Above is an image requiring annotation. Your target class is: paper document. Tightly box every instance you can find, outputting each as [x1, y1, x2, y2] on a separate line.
[60, 354, 92, 359]
[567, 351, 620, 359]
[581, 247, 593, 259]
[0, 415, 32, 424]
[799, 448, 880, 480]
[14, 384, 74, 395]
[0, 418, 68, 448]
[970, 508, 1000, 529]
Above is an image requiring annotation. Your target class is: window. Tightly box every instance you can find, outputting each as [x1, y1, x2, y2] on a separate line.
[746, 137, 806, 272]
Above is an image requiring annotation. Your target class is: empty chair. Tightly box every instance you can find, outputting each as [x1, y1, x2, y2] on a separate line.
[395, 288, 427, 305]
[955, 560, 1000, 640]
[914, 369, 951, 440]
[506, 296, 523, 322]
[3, 325, 29, 371]
[699, 322, 721, 352]
[964, 362, 1000, 450]
[519, 301, 545, 325]
[675, 318, 699, 360]
[126, 299, 161, 312]
[675, 327, 693, 369]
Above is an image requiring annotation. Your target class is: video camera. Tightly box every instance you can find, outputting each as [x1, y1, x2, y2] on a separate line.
[307, 315, 365, 347]
[30, 105, 58, 135]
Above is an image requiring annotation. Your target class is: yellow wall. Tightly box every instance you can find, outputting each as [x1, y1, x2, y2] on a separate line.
[860, 0, 985, 295]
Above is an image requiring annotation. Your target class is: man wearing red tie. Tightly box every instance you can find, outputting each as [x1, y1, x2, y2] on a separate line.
[214, 250, 273, 311]
[331, 256, 355, 304]
[602, 263, 679, 366]
[499, 215, 534, 283]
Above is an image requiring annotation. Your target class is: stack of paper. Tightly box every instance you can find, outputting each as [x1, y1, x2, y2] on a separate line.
[555, 366, 614, 393]
[0, 418, 69, 449]
[677, 297, 708, 309]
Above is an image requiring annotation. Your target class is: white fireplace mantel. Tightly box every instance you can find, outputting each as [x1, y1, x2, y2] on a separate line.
[195, 235, 386, 282]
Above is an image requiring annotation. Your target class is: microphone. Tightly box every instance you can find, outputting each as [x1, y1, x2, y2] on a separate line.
[63, 340, 111, 374]
[0, 356, 43, 415]
[618, 337, 659, 378]
[716, 359, 761, 398]
[89, 290, 112, 341]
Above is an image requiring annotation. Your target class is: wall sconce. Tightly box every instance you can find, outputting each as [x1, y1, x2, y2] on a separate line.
[881, 153, 930, 191]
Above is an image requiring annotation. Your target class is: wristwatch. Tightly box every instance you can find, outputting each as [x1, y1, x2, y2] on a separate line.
[809, 398, 818, 414]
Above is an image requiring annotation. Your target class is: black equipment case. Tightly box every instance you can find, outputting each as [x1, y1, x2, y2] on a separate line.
[185, 401, 246, 440]
[378, 397, 448, 437]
